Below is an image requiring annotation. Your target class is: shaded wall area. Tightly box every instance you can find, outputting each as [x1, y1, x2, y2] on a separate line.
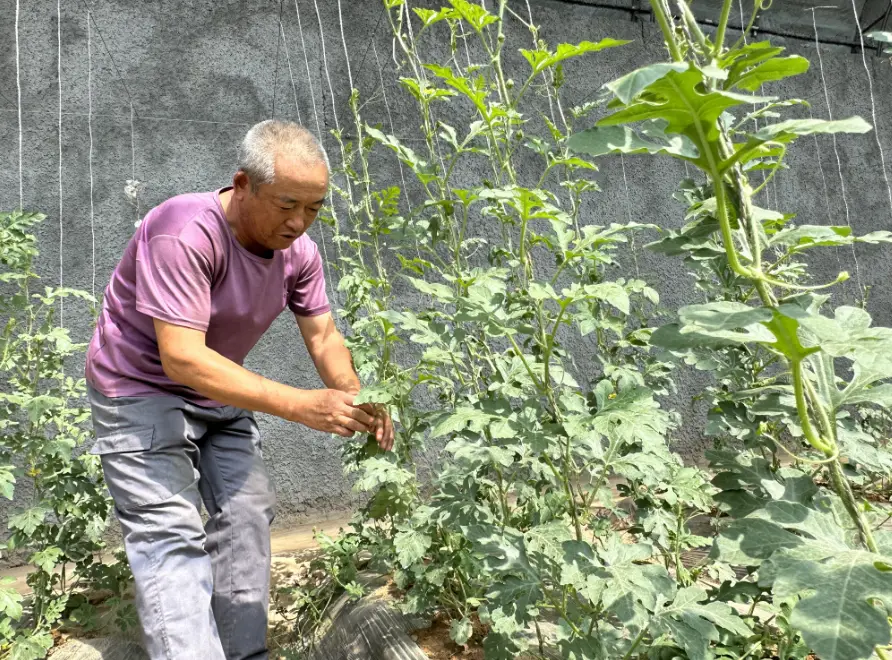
[1, 0, 891, 525]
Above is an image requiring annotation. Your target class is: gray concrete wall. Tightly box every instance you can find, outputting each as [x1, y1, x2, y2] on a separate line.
[1, 0, 891, 527]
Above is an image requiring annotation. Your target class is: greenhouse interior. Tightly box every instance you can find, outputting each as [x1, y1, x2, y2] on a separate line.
[2, 0, 892, 658]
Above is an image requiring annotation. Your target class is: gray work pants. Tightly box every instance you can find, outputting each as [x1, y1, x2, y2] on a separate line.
[88, 386, 276, 660]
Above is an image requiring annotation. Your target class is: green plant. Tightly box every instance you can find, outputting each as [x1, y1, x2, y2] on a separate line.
[0, 210, 133, 659]
[569, 1, 892, 658]
[281, 1, 746, 657]
[279, 1, 892, 658]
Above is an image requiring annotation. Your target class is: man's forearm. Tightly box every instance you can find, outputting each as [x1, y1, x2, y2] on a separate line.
[163, 343, 312, 421]
[309, 334, 361, 393]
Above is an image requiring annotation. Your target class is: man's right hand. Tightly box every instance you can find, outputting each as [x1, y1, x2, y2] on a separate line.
[291, 389, 375, 438]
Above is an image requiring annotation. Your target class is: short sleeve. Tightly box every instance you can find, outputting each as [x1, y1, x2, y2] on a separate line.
[135, 235, 213, 331]
[288, 239, 331, 317]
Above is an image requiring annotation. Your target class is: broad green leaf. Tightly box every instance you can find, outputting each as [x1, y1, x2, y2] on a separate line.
[651, 587, 752, 660]
[23, 395, 63, 423]
[677, 301, 776, 344]
[445, 438, 515, 468]
[521, 39, 628, 75]
[753, 117, 872, 142]
[836, 421, 892, 475]
[29, 547, 63, 574]
[598, 536, 672, 622]
[353, 384, 393, 405]
[485, 575, 542, 635]
[592, 386, 671, 446]
[600, 67, 774, 143]
[771, 550, 892, 660]
[403, 275, 454, 301]
[712, 518, 802, 566]
[582, 282, 630, 314]
[365, 126, 439, 184]
[393, 529, 431, 568]
[730, 55, 809, 91]
[568, 119, 699, 160]
[448, 0, 497, 32]
[842, 382, 892, 408]
[413, 7, 449, 27]
[9, 634, 53, 660]
[450, 617, 473, 645]
[0, 466, 15, 500]
[432, 407, 494, 438]
[767, 225, 892, 253]
[525, 520, 573, 563]
[605, 62, 688, 104]
[679, 301, 773, 333]
[0, 586, 22, 620]
[794, 305, 892, 371]
[9, 507, 48, 536]
[353, 457, 415, 491]
[762, 309, 816, 362]
[560, 540, 608, 605]
[721, 40, 784, 70]
[651, 323, 739, 351]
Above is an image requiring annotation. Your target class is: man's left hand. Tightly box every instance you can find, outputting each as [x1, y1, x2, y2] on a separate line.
[350, 397, 394, 452]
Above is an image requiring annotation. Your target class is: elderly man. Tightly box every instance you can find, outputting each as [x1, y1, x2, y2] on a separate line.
[85, 120, 392, 660]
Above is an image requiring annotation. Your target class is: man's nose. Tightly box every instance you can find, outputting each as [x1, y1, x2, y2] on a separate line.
[284, 212, 305, 233]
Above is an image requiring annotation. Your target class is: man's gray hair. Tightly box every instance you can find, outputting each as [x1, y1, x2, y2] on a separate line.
[237, 120, 329, 187]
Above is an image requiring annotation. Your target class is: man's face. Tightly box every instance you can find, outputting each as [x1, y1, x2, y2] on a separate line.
[233, 157, 329, 252]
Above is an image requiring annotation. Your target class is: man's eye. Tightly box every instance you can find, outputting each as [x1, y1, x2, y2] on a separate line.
[279, 206, 293, 211]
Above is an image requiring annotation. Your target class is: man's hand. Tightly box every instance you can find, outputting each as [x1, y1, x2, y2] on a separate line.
[293, 389, 376, 438]
[296, 313, 395, 450]
[356, 402, 395, 452]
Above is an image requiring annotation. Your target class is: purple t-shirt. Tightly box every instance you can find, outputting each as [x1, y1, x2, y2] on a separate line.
[85, 187, 330, 406]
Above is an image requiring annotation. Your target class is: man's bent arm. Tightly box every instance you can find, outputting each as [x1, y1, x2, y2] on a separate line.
[295, 312, 361, 393]
[296, 312, 395, 450]
[154, 318, 373, 438]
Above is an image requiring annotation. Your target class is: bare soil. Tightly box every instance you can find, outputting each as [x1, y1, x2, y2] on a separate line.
[413, 611, 487, 660]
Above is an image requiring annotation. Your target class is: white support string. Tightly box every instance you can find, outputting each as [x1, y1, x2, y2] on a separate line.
[278, 20, 302, 125]
[294, 0, 337, 304]
[294, 1, 322, 138]
[402, 3, 451, 180]
[15, 0, 24, 210]
[849, 0, 892, 220]
[372, 42, 412, 216]
[619, 154, 640, 278]
[312, 0, 352, 211]
[808, 104, 833, 225]
[336, 0, 354, 92]
[58, 0, 64, 325]
[811, 9, 863, 296]
[130, 104, 139, 226]
[812, 11, 852, 228]
[457, 15, 473, 69]
[522, 0, 557, 132]
[87, 8, 96, 300]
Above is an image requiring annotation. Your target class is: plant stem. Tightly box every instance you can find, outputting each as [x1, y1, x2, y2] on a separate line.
[648, 0, 683, 62]
[622, 628, 647, 660]
[828, 459, 879, 553]
[714, 0, 735, 55]
[791, 360, 834, 455]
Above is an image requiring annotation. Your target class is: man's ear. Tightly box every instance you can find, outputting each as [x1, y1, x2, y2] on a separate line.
[233, 170, 252, 196]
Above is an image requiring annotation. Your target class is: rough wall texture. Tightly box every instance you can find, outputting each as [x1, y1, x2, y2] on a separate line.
[1, 0, 890, 527]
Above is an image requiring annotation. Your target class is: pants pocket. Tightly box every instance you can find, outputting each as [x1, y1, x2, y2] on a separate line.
[94, 425, 199, 511]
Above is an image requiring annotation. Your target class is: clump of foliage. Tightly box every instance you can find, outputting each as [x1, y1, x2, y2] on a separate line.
[281, 1, 892, 659]
[568, 0, 892, 658]
[0, 211, 133, 659]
